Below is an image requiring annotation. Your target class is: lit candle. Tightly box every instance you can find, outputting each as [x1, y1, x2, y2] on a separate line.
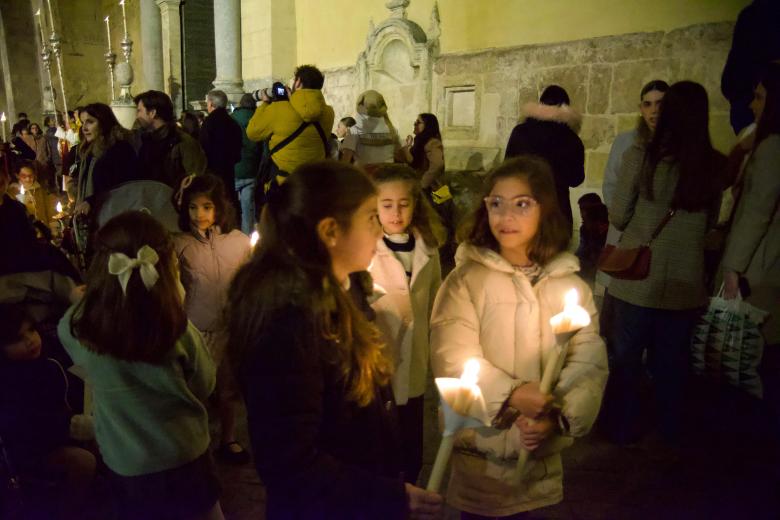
[119, 0, 128, 39]
[56, 201, 63, 213]
[427, 358, 482, 492]
[17, 183, 26, 204]
[250, 230, 260, 248]
[0, 112, 5, 142]
[514, 288, 590, 480]
[105, 16, 111, 51]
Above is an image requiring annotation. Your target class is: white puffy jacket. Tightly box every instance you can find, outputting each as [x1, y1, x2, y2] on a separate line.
[430, 243, 607, 516]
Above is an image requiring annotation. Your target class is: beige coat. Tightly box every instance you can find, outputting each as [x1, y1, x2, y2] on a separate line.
[722, 134, 780, 343]
[369, 232, 441, 404]
[430, 244, 607, 516]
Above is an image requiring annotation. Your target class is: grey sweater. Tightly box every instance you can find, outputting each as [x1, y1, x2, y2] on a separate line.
[607, 144, 722, 310]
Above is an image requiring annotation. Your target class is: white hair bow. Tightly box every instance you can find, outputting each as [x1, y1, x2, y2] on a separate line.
[108, 245, 161, 295]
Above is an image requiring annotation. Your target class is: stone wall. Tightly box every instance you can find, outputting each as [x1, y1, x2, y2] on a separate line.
[323, 22, 736, 206]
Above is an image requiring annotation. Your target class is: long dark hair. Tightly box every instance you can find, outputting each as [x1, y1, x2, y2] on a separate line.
[71, 211, 187, 364]
[641, 81, 723, 212]
[78, 103, 130, 160]
[754, 63, 780, 151]
[226, 160, 391, 407]
[636, 79, 670, 143]
[177, 174, 237, 233]
[410, 113, 441, 171]
[372, 163, 446, 248]
[461, 156, 570, 265]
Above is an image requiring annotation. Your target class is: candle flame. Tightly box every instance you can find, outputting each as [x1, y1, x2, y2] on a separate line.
[460, 358, 480, 386]
[56, 201, 63, 213]
[250, 231, 259, 247]
[35, 9, 41, 15]
[20, 184, 25, 195]
[119, 0, 124, 5]
[564, 288, 579, 307]
[105, 15, 109, 22]
[0, 112, 5, 122]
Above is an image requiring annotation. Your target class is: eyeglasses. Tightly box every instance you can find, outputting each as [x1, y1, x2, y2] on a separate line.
[484, 195, 539, 217]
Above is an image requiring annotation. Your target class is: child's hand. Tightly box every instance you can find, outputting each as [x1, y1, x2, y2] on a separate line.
[516, 415, 555, 451]
[509, 382, 553, 419]
[405, 483, 442, 519]
[69, 284, 86, 304]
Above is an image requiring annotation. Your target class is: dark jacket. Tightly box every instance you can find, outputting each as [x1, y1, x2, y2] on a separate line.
[76, 139, 139, 208]
[239, 298, 407, 519]
[200, 107, 243, 190]
[231, 107, 262, 181]
[505, 102, 585, 227]
[0, 355, 71, 468]
[720, 0, 780, 134]
[136, 123, 207, 189]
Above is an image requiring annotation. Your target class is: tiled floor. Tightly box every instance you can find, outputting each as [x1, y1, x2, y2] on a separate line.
[216, 376, 779, 520]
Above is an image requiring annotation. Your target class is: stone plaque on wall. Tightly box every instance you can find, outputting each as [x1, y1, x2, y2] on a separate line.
[447, 86, 476, 127]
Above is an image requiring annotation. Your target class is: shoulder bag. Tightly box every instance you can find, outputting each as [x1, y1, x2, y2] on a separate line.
[597, 209, 675, 280]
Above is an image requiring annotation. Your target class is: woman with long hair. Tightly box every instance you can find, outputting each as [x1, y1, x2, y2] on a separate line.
[604, 81, 727, 446]
[226, 160, 441, 518]
[73, 103, 139, 218]
[721, 64, 780, 431]
[399, 113, 444, 190]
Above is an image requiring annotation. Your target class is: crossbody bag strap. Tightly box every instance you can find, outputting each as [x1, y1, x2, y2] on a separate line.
[646, 209, 676, 245]
[269, 121, 311, 157]
[312, 122, 329, 155]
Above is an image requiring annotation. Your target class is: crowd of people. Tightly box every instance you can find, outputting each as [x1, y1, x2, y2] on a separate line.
[0, 45, 778, 520]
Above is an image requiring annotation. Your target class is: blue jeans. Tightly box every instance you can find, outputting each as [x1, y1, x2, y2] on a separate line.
[235, 178, 256, 236]
[605, 297, 699, 444]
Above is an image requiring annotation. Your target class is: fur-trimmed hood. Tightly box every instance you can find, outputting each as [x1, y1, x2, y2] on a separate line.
[520, 102, 582, 134]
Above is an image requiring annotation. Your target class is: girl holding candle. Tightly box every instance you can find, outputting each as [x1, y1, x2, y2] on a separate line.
[226, 161, 442, 519]
[57, 211, 224, 519]
[368, 163, 445, 485]
[430, 156, 608, 518]
[174, 174, 251, 464]
[14, 161, 58, 230]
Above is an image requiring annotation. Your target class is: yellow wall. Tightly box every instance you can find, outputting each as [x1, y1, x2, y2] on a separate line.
[295, 0, 748, 70]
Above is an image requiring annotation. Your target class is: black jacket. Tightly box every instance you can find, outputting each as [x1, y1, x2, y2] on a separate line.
[200, 108, 243, 195]
[240, 300, 407, 519]
[78, 140, 139, 207]
[0, 355, 71, 468]
[505, 103, 585, 227]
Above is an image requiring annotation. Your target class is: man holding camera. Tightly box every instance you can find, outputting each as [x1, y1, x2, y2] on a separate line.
[246, 65, 334, 188]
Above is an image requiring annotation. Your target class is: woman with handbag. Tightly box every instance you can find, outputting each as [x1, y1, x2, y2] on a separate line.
[603, 81, 726, 446]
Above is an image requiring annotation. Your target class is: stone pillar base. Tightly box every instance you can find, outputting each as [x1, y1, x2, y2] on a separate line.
[211, 79, 245, 103]
[111, 99, 137, 130]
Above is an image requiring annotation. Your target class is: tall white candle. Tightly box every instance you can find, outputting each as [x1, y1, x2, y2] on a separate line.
[120, 0, 128, 39]
[35, 10, 46, 47]
[46, 0, 55, 36]
[105, 16, 111, 51]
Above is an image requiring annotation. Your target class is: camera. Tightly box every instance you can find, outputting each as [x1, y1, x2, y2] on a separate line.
[253, 82, 289, 103]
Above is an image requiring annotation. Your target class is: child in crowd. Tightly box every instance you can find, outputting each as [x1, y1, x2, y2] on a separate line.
[13, 160, 58, 230]
[430, 156, 607, 518]
[226, 160, 442, 518]
[368, 164, 444, 485]
[575, 192, 609, 285]
[0, 303, 95, 519]
[175, 174, 251, 464]
[57, 211, 223, 520]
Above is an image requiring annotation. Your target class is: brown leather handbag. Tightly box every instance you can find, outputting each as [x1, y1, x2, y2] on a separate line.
[597, 209, 675, 280]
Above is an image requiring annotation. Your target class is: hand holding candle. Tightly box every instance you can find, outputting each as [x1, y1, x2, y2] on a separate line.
[514, 288, 590, 480]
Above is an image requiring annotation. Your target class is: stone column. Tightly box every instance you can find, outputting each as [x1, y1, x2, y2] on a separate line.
[212, 0, 243, 102]
[141, 0, 164, 92]
[156, 0, 183, 113]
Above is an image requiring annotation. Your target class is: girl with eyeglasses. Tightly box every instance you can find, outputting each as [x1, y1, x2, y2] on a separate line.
[429, 156, 607, 519]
